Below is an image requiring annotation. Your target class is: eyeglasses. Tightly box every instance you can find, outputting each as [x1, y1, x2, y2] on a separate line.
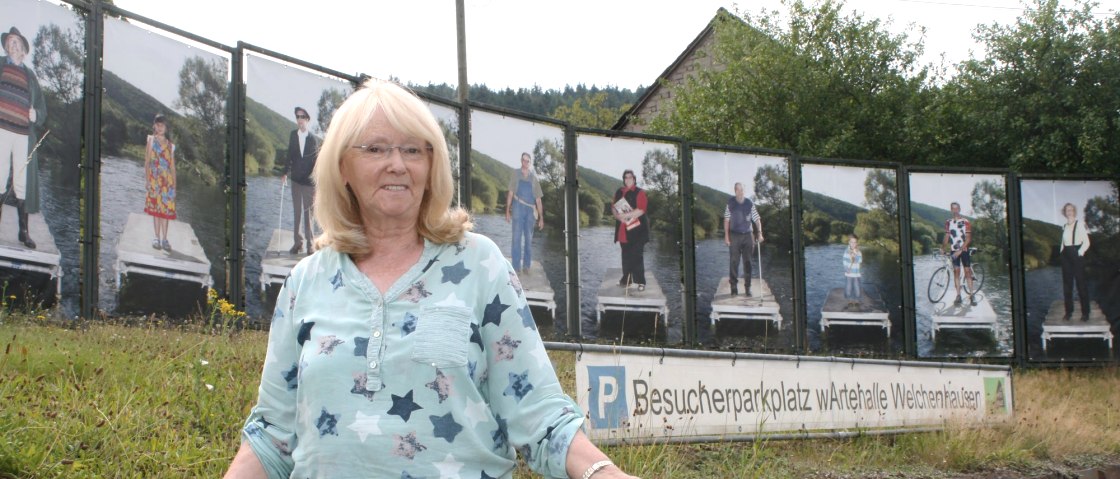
[351, 144, 432, 162]
[296, 114, 310, 120]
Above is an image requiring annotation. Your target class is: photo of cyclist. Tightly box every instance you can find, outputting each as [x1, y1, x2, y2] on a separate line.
[941, 201, 977, 306]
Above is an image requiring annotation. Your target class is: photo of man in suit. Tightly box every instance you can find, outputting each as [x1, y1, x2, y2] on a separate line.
[282, 106, 317, 254]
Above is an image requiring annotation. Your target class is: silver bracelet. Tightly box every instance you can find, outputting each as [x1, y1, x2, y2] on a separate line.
[581, 460, 614, 479]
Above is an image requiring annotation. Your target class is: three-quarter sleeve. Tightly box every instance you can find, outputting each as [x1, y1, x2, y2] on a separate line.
[241, 273, 303, 479]
[479, 248, 583, 477]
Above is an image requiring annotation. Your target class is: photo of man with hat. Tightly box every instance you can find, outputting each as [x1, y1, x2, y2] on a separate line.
[281, 106, 317, 254]
[0, 26, 47, 249]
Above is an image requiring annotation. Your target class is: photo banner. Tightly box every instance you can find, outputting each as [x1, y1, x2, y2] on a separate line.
[576, 349, 1012, 444]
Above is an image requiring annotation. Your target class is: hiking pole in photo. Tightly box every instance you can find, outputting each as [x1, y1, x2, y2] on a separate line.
[277, 176, 286, 254]
[0, 129, 50, 206]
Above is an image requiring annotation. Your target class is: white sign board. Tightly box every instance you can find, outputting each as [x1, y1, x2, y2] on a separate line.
[575, 351, 1012, 443]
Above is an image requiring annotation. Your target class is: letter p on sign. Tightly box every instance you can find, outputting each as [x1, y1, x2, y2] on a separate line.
[587, 366, 628, 429]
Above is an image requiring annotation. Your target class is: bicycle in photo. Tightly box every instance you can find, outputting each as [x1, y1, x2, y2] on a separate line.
[926, 247, 986, 304]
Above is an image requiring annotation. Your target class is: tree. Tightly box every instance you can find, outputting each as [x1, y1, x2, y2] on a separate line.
[646, 1, 929, 163]
[1084, 190, 1119, 235]
[32, 23, 84, 104]
[532, 138, 565, 227]
[753, 163, 789, 207]
[316, 87, 348, 136]
[551, 91, 631, 129]
[971, 179, 1008, 259]
[941, 0, 1120, 176]
[864, 169, 897, 213]
[175, 56, 229, 174]
[641, 148, 681, 239]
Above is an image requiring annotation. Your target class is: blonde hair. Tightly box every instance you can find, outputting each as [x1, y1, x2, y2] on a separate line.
[312, 79, 470, 254]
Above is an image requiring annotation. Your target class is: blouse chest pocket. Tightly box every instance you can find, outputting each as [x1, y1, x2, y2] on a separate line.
[411, 305, 473, 368]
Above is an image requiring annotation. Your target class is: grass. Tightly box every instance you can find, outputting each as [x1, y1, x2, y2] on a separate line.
[1, 313, 1117, 478]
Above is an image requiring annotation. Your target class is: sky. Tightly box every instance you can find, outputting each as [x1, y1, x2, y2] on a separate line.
[245, 54, 353, 134]
[909, 171, 1005, 217]
[575, 134, 676, 184]
[109, 0, 1119, 91]
[801, 163, 890, 208]
[1020, 179, 1115, 226]
[692, 149, 787, 199]
[471, 110, 564, 169]
[102, 15, 228, 115]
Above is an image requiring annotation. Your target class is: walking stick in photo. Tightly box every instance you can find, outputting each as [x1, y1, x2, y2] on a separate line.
[276, 176, 286, 254]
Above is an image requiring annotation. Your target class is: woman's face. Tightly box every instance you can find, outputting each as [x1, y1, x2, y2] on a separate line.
[624, 173, 635, 188]
[153, 121, 166, 136]
[1064, 205, 1076, 219]
[341, 108, 431, 225]
[849, 237, 858, 249]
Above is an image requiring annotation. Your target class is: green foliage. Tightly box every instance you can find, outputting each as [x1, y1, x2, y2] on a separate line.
[933, 0, 1120, 176]
[754, 163, 790, 208]
[971, 180, 1008, 259]
[1084, 187, 1120, 235]
[244, 117, 276, 175]
[551, 91, 631, 129]
[647, 0, 929, 162]
[641, 148, 682, 240]
[910, 220, 941, 255]
[32, 22, 84, 105]
[855, 209, 900, 254]
[413, 82, 642, 121]
[316, 87, 349, 137]
[175, 56, 229, 179]
[532, 138, 566, 228]
[802, 210, 832, 244]
[864, 169, 897, 213]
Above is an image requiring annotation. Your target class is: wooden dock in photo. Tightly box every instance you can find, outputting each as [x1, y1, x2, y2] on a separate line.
[260, 228, 308, 294]
[1041, 300, 1112, 352]
[709, 277, 781, 329]
[820, 287, 890, 337]
[929, 292, 997, 341]
[114, 213, 211, 287]
[0, 205, 62, 296]
[514, 260, 556, 319]
[596, 267, 668, 328]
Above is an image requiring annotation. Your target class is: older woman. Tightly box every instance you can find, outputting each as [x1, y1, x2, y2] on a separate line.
[225, 80, 637, 479]
[1059, 202, 1090, 321]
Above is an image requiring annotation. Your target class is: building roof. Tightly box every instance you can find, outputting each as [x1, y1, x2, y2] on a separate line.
[611, 7, 740, 131]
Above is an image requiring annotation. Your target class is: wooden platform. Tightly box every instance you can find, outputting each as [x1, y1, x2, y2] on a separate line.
[260, 228, 309, 292]
[0, 204, 61, 295]
[114, 213, 211, 287]
[930, 292, 997, 341]
[820, 287, 890, 337]
[596, 267, 668, 328]
[1041, 300, 1112, 351]
[709, 277, 781, 329]
[514, 260, 556, 319]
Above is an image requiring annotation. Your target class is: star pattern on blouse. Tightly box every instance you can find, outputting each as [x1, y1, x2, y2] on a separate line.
[315, 407, 339, 437]
[329, 268, 344, 291]
[426, 369, 454, 403]
[462, 397, 490, 429]
[398, 312, 418, 336]
[441, 261, 471, 285]
[388, 390, 423, 422]
[434, 453, 464, 479]
[518, 304, 535, 330]
[318, 335, 345, 355]
[493, 332, 521, 362]
[350, 373, 377, 401]
[281, 363, 298, 390]
[401, 281, 431, 303]
[480, 471, 498, 479]
[469, 322, 484, 350]
[436, 292, 467, 308]
[507, 270, 523, 296]
[353, 336, 369, 356]
[347, 411, 382, 442]
[503, 370, 534, 402]
[391, 432, 427, 460]
[490, 414, 509, 451]
[429, 412, 463, 443]
[482, 295, 509, 328]
[296, 320, 315, 346]
[480, 251, 505, 282]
